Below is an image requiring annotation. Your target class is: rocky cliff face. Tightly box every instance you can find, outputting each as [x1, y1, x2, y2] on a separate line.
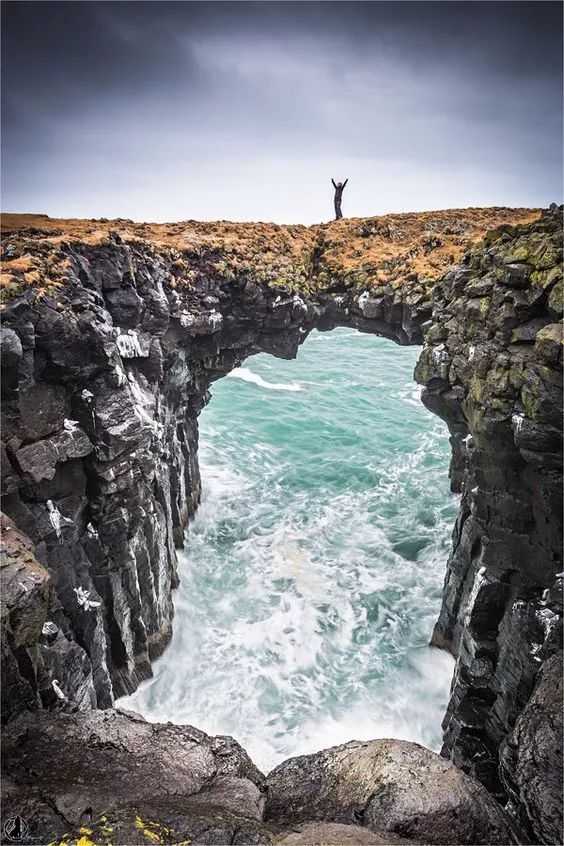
[1, 206, 561, 844]
[414, 207, 563, 818]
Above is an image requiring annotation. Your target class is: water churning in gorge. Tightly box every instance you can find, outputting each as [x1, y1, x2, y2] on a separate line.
[119, 329, 456, 772]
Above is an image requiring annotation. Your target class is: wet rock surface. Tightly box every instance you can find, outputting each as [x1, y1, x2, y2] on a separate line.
[2, 710, 425, 846]
[265, 739, 523, 845]
[1, 207, 562, 843]
[1, 709, 268, 845]
[500, 651, 563, 845]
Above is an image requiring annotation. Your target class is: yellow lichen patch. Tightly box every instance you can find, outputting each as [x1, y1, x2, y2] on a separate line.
[76, 836, 96, 846]
[134, 814, 165, 844]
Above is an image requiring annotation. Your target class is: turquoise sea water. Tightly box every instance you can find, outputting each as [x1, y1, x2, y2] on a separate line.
[119, 328, 457, 772]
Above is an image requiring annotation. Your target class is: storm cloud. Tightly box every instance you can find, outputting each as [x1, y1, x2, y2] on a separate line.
[2, 1, 562, 223]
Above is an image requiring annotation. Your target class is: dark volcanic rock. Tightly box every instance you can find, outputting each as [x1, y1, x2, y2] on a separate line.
[415, 207, 563, 799]
[0, 513, 99, 723]
[0, 207, 562, 839]
[56, 800, 274, 846]
[2, 709, 268, 844]
[1, 514, 50, 721]
[265, 739, 522, 845]
[15, 426, 93, 483]
[500, 651, 563, 845]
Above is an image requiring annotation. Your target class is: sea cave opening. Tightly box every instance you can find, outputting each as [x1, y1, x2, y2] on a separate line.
[118, 327, 457, 773]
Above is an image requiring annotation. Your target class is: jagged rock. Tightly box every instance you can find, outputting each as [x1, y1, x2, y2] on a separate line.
[415, 210, 563, 797]
[0, 514, 49, 720]
[502, 262, 532, 287]
[1, 709, 268, 845]
[0, 513, 99, 722]
[17, 383, 68, 441]
[511, 316, 552, 343]
[0, 325, 23, 375]
[500, 652, 563, 845]
[15, 427, 93, 482]
[0, 515, 49, 648]
[357, 291, 384, 319]
[178, 308, 224, 335]
[105, 285, 144, 327]
[2, 221, 426, 705]
[265, 739, 522, 845]
[535, 322, 563, 364]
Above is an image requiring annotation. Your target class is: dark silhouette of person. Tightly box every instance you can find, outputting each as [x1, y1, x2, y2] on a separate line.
[332, 178, 348, 220]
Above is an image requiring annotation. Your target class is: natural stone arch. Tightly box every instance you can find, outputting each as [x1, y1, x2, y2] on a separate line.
[1, 208, 561, 835]
[0, 238, 429, 716]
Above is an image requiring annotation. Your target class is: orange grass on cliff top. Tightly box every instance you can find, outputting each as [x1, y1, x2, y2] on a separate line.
[1, 207, 541, 301]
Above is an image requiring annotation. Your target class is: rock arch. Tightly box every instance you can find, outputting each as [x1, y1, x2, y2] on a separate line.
[1, 209, 561, 837]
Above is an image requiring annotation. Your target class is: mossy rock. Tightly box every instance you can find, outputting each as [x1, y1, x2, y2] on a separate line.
[503, 243, 530, 263]
[469, 374, 486, 404]
[530, 265, 563, 290]
[509, 365, 525, 391]
[486, 367, 511, 398]
[548, 280, 563, 316]
[521, 363, 563, 423]
[529, 239, 562, 271]
[479, 296, 491, 318]
[535, 323, 563, 364]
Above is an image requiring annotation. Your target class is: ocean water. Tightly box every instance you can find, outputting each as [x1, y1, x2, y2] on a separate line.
[118, 328, 457, 773]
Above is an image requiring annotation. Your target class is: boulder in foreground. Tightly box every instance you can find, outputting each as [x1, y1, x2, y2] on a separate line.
[265, 738, 523, 845]
[2, 709, 268, 844]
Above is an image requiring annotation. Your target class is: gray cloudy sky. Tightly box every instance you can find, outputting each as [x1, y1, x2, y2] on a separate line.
[2, 1, 562, 223]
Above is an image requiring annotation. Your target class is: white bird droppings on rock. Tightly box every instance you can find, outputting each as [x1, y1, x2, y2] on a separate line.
[52, 679, 67, 701]
[117, 330, 143, 358]
[73, 586, 102, 612]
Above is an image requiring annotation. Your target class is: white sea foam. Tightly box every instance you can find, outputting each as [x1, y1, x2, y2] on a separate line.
[119, 329, 457, 775]
[262, 646, 455, 769]
[227, 367, 303, 392]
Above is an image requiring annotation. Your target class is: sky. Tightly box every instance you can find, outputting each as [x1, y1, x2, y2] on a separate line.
[2, 1, 562, 224]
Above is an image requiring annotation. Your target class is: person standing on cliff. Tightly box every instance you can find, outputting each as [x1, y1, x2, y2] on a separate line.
[332, 178, 348, 220]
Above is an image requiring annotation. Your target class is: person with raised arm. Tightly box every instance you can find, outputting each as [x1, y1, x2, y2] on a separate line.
[331, 178, 348, 219]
